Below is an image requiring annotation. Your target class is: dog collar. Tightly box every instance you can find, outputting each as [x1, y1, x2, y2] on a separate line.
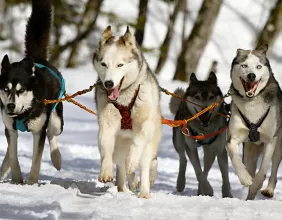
[15, 63, 65, 132]
[112, 85, 140, 130]
[238, 106, 270, 142]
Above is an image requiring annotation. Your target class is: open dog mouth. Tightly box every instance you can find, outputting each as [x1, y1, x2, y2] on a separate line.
[240, 77, 261, 98]
[194, 107, 212, 127]
[107, 77, 124, 101]
[7, 106, 24, 117]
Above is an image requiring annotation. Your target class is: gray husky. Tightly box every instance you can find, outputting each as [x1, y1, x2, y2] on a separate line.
[227, 44, 282, 200]
[170, 72, 232, 197]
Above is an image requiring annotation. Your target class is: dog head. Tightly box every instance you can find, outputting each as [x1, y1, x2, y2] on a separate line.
[93, 26, 143, 101]
[231, 44, 271, 98]
[0, 55, 35, 117]
[185, 72, 222, 127]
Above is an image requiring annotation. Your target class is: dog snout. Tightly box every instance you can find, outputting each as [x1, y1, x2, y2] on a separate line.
[247, 73, 256, 82]
[7, 103, 16, 112]
[104, 80, 114, 89]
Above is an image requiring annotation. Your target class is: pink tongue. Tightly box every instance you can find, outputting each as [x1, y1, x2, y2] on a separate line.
[107, 87, 120, 100]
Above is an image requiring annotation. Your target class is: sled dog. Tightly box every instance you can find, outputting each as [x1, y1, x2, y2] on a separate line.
[170, 72, 232, 197]
[93, 26, 162, 198]
[0, 0, 63, 184]
[227, 44, 282, 200]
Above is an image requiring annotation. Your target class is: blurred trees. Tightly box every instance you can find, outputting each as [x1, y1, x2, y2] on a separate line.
[255, 0, 282, 51]
[0, 0, 282, 81]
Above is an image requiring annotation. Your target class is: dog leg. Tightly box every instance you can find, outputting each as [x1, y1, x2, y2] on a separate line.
[116, 164, 127, 192]
[149, 157, 157, 187]
[28, 131, 46, 184]
[185, 146, 213, 196]
[203, 146, 215, 177]
[247, 138, 277, 200]
[243, 142, 262, 178]
[126, 120, 154, 175]
[127, 172, 139, 193]
[174, 133, 187, 192]
[138, 144, 153, 199]
[0, 146, 11, 181]
[6, 129, 23, 183]
[217, 148, 233, 198]
[261, 140, 282, 198]
[227, 138, 253, 187]
[47, 133, 61, 171]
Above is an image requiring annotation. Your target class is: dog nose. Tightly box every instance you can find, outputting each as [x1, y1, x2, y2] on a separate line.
[247, 73, 256, 82]
[104, 80, 114, 89]
[7, 103, 15, 111]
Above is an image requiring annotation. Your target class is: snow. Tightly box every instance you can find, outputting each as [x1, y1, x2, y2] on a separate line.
[1, 0, 282, 219]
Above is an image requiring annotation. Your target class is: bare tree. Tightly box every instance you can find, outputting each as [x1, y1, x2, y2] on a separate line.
[155, 0, 184, 74]
[50, 0, 103, 64]
[173, 0, 223, 81]
[135, 0, 149, 46]
[66, 0, 101, 67]
[255, 0, 282, 51]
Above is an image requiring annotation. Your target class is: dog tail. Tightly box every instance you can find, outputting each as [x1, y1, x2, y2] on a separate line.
[169, 88, 185, 115]
[25, 0, 52, 60]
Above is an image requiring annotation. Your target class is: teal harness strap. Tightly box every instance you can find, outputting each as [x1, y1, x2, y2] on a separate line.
[15, 63, 65, 132]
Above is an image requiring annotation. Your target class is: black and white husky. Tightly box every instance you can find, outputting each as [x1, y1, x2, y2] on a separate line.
[227, 44, 282, 200]
[0, 0, 64, 184]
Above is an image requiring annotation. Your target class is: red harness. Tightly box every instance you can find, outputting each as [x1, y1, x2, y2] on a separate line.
[112, 85, 140, 130]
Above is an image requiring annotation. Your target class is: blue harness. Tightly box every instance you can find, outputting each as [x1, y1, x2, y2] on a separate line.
[15, 63, 65, 132]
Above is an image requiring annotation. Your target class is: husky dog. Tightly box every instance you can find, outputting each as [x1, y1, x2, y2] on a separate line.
[0, 0, 63, 184]
[169, 72, 232, 197]
[227, 44, 282, 200]
[93, 26, 162, 198]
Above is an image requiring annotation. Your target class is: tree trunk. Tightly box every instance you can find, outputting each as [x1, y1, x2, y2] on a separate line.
[50, 0, 103, 64]
[0, 0, 5, 39]
[255, 0, 282, 51]
[66, 0, 100, 68]
[173, 0, 223, 81]
[134, 0, 149, 46]
[155, 0, 183, 74]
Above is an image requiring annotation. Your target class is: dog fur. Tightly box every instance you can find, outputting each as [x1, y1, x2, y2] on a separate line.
[0, 0, 63, 184]
[227, 44, 282, 200]
[93, 26, 162, 198]
[170, 72, 232, 198]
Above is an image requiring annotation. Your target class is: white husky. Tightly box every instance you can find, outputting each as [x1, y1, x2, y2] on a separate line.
[93, 26, 162, 198]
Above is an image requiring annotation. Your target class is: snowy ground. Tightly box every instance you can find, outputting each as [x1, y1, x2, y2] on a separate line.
[1, 0, 282, 219]
[0, 65, 282, 220]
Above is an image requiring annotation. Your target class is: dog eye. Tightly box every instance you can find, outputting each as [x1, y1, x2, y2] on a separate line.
[209, 95, 215, 100]
[4, 87, 9, 92]
[101, 62, 107, 67]
[257, 65, 262, 69]
[241, 64, 248, 68]
[18, 88, 25, 93]
[194, 95, 200, 100]
[117, 64, 124, 67]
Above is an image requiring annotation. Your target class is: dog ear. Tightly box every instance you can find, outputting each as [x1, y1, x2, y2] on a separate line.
[121, 26, 135, 47]
[256, 44, 268, 55]
[101, 26, 112, 44]
[189, 73, 198, 84]
[208, 71, 217, 84]
[1, 54, 10, 74]
[236, 48, 245, 54]
[21, 57, 34, 74]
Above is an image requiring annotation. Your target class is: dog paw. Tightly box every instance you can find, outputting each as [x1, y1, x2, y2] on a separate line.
[117, 184, 127, 192]
[198, 182, 214, 196]
[176, 177, 186, 192]
[138, 192, 151, 199]
[261, 188, 274, 198]
[51, 149, 62, 171]
[12, 175, 23, 184]
[126, 157, 138, 175]
[238, 169, 253, 186]
[98, 172, 113, 183]
[129, 179, 140, 193]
